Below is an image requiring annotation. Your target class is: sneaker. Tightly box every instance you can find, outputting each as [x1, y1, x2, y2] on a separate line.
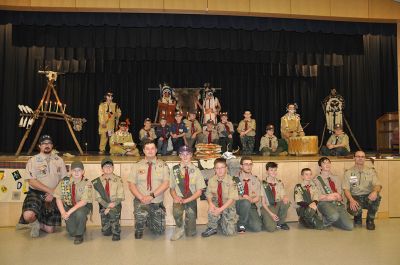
[170, 227, 185, 241]
[30, 220, 40, 238]
[277, 223, 290, 230]
[98, 151, 105, 155]
[112, 234, 120, 241]
[238, 225, 246, 233]
[201, 227, 217, 237]
[135, 231, 143, 239]
[74, 235, 84, 245]
[366, 218, 375, 230]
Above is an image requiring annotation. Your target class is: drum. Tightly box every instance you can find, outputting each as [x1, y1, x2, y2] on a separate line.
[288, 136, 318, 155]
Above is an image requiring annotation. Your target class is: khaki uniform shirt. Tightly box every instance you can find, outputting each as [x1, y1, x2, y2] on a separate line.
[206, 174, 238, 206]
[199, 128, 219, 143]
[184, 119, 202, 138]
[110, 130, 135, 149]
[237, 119, 256, 137]
[280, 114, 304, 139]
[127, 159, 170, 203]
[343, 166, 381, 196]
[238, 173, 261, 200]
[327, 133, 350, 151]
[54, 176, 93, 204]
[98, 102, 121, 134]
[26, 153, 67, 189]
[93, 173, 125, 206]
[170, 163, 206, 197]
[261, 176, 286, 205]
[216, 121, 234, 138]
[139, 128, 157, 141]
[313, 174, 343, 196]
[259, 135, 279, 151]
[294, 181, 320, 203]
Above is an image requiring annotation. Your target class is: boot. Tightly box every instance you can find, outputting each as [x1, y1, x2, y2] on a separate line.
[366, 218, 375, 230]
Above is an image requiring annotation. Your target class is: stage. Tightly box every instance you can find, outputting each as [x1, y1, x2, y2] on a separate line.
[0, 153, 399, 227]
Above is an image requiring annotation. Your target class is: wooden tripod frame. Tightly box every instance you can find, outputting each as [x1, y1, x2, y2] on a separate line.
[15, 77, 83, 156]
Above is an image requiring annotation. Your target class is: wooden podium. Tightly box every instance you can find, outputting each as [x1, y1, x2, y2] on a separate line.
[376, 112, 399, 151]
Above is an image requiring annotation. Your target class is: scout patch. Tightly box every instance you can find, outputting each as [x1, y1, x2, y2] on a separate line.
[138, 169, 145, 175]
[17, 181, 22, 190]
[22, 180, 29, 194]
[349, 175, 358, 187]
[1, 185, 7, 193]
[0, 171, 4, 180]
[12, 170, 22, 181]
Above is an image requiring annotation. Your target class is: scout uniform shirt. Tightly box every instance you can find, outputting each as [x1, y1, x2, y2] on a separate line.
[155, 125, 171, 140]
[184, 119, 202, 138]
[238, 173, 261, 200]
[262, 176, 286, 206]
[93, 173, 125, 208]
[326, 133, 350, 151]
[170, 122, 188, 135]
[280, 113, 304, 138]
[54, 176, 92, 206]
[294, 181, 320, 204]
[170, 163, 206, 197]
[139, 128, 157, 141]
[217, 121, 234, 138]
[128, 159, 170, 204]
[26, 153, 67, 190]
[343, 166, 381, 196]
[237, 119, 256, 137]
[98, 102, 121, 134]
[313, 174, 343, 197]
[206, 174, 239, 206]
[200, 127, 219, 144]
[259, 134, 279, 151]
[110, 130, 135, 150]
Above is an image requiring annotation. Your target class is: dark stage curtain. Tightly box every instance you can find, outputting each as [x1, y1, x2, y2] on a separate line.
[0, 23, 397, 153]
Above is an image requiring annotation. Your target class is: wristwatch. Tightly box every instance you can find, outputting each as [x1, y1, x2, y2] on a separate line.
[150, 192, 155, 198]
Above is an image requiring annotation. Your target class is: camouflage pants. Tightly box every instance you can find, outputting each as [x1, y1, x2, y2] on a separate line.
[134, 199, 166, 235]
[207, 203, 238, 236]
[100, 205, 121, 236]
[235, 200, 262, 232]
[318, 201, 353, 230]
[261, 201, 290, 232]
[218, 137, 233, 153]
[296, 207, 324, 230]
[320, 146, 349, 156]
[173, 203, 197, 236]
[240, 136, 255, 155]
[65, 206, 90, 237]
[347, 195, 381, 219]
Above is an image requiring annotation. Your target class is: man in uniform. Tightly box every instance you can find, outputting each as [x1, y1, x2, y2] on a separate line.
[313, 157, 353, 230]
[98, 91, 122, 154]
[260, 162, 290, 232]
[234, 157, 262, 233]
[320, 124, 350, 156]
[199, 119, 219, 144]
[110, 120, 139, 156]
[170, 111, 188, 155]
[139, 118, 157, 146]
[280, 103, 304, 142]
[237, 110, 256, 155]
[202, 158, 238, 237]
[259, 124, 286, 156]
[170, 146, 206, 241]
[17, 135, 67, 238]
[343, 151, 382, 230]
[294, 168, 324, 230]
[127, 140, 170, 239]
[217, 112, 234, 153]
[55, 161, 93, 244]
[92, 157, 125, 241]
[184, 111, 202, 148]
[155, 116, 171, 156]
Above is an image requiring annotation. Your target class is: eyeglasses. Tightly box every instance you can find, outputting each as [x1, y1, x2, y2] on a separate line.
[355, 156, 365, 158]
